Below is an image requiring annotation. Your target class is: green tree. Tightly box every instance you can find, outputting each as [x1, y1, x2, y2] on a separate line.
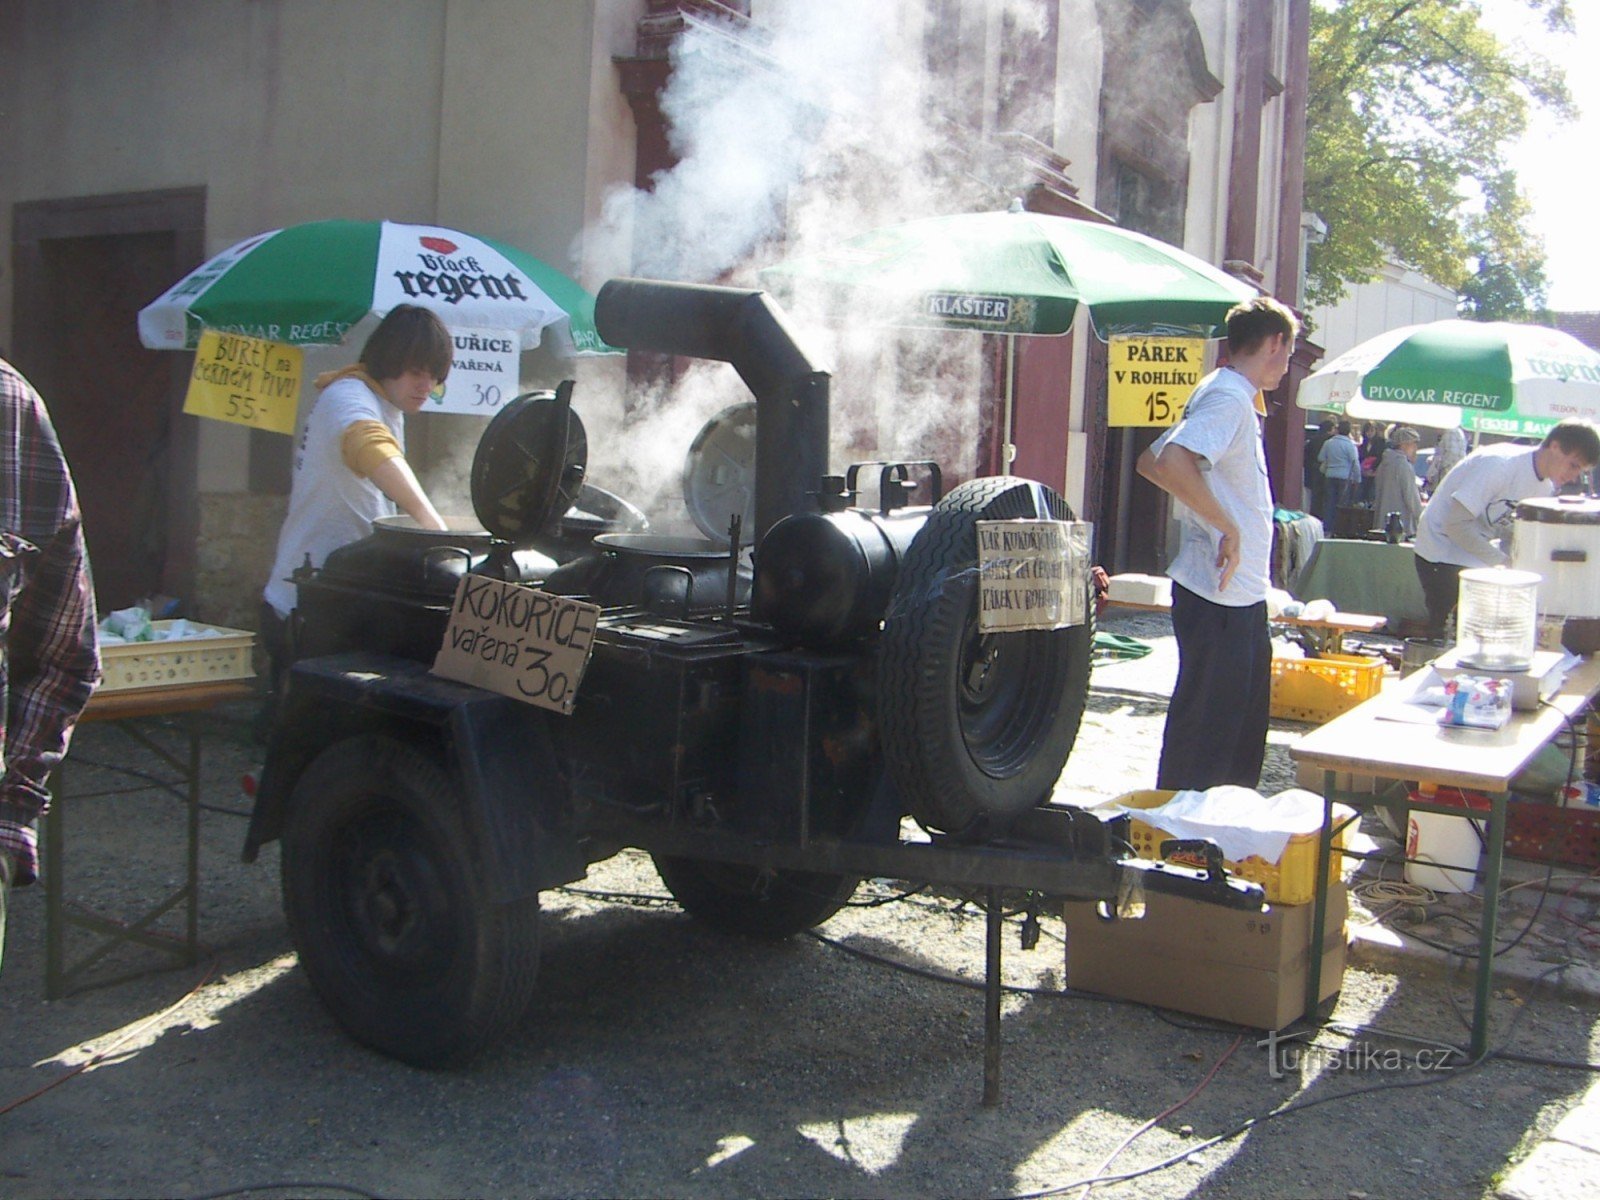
[1303, 0, 1573, 318]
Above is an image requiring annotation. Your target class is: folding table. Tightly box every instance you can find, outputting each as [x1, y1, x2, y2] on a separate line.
[43, 678, 256, 998]
[1290, 654, 1600, 1058]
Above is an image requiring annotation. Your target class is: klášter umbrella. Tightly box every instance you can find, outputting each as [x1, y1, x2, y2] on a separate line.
[1296, 319, 1600, 440]
[759, 206, 1257, 340]
[138, 219, 609, 356]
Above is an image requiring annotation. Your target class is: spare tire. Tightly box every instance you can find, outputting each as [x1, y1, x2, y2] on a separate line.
[878, 477, 1094, 838]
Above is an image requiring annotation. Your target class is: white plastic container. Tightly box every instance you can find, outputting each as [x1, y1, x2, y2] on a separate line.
[1405, 810, 1484, 894]
[1512, 496, 1600, 619]
[1455, 567, 1540, 671]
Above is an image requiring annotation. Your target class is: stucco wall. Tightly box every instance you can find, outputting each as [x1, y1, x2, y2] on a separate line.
[0, 0, 639, 622]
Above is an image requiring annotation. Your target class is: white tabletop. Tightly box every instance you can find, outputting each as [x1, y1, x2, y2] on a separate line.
[1290, 654, 1600, 792]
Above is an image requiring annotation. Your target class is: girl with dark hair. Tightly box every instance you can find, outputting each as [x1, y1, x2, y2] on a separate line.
[258, 305, 452, 718]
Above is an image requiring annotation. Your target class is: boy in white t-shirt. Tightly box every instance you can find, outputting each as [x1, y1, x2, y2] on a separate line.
[1412, 420, 1600, 635]
[258, 305, 453, 726]
[1135, 295, 1298, 791]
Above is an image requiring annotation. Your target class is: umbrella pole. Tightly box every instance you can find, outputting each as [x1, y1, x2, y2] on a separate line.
[1002, 335, 1017, 469]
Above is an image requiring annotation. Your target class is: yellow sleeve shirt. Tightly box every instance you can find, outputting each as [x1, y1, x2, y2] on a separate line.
[340, 419, 404, 478]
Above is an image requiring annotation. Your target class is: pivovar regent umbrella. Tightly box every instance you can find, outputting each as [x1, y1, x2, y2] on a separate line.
[138, 219, 609, 355]
[1296, 319, 1600, 439]
[760, 206, 1258, 450]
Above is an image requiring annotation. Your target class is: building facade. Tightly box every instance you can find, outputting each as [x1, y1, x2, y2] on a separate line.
[1, 0, 1311, 624]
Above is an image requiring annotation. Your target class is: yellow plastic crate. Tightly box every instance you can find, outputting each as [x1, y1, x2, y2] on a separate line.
[1269, 652, 1385, 723]
[99, 621, 256, 693]
[1114, 789, 1354, 905]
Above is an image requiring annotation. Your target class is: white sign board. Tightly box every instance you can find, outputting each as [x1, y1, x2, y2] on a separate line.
[976, 519, 1092, 633]
[431, 576, 600, 714]
[425, 327, 521, 415]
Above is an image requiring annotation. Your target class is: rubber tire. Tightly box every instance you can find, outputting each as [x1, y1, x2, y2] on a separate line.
[651, 855, 858, 939]
[878, 476, 1095, 838]
[280, 735, 540, 1068]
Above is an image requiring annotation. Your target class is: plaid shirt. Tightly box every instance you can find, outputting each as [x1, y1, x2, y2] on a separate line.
[1, 359, 101, 884]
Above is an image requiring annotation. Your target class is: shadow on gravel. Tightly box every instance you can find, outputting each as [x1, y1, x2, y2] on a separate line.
[4, 699, 1597, 1198]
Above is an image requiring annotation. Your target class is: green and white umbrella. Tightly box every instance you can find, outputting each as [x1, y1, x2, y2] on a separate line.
[138, 219, 609, 355]
[760, 207, 1257, 339]
[1297, 319, 1600, 439]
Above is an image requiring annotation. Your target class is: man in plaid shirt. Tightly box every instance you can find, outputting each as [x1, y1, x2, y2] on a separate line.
[1, 357, 101, 973]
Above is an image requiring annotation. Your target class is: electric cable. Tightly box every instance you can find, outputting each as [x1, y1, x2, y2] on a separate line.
[1072, 1033, 1245, 1199]
[185, 1183, 380, 1200]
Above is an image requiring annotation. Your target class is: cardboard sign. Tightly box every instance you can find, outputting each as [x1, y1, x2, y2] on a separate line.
[1107, 336, 1205, 427]
[182, 331, 303, 434]
[426, 327, 521, 415]
[431, 576, 600, 714]
[976, 519, 1092, 633]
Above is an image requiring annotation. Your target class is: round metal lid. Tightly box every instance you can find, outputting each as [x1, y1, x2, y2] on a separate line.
[1514, 495, 1600, 525]
[682, 402, 756, 545]
[470, 386, 588, 542]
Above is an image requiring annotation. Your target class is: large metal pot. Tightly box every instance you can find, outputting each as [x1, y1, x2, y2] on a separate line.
[545, 533, 750, 613]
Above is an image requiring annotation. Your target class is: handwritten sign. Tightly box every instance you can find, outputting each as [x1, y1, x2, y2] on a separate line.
[426, 327, 521, 415]
[976, 519, 1092, 633]
[431, 576, 600, 714]
[182, 331, 303, 434]
[1107, 336, 1205, 427]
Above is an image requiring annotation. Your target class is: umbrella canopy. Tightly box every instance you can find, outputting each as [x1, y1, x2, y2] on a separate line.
[759, 208, 1258, 338]
[1297, 319, 1600, 439]
[138, 219, 609, 355]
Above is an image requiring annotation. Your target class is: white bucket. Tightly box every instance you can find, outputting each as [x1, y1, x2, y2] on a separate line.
[1405, 810, 1484, 893]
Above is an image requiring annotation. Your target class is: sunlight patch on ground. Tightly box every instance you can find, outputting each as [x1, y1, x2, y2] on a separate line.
[796, 1112, 918, 1174]
[40, 952, 298, 1070]
[701, 1135, 755, 1170]
[1012, 1108, 1219, 1195]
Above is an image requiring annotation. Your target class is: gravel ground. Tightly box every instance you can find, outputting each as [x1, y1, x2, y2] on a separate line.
[1, 607, 1597, 1199]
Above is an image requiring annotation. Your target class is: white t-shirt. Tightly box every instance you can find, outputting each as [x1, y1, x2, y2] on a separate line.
[263, 376, 405, 618]
[1148, 366, 1274, 606]
[1413, 444, 1551, 568]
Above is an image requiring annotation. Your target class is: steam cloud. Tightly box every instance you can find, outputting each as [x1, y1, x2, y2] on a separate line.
[577, 0, 1054, 524]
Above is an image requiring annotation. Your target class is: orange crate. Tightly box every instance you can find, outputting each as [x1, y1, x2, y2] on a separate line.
[1114, 789, 1354, 905]
[1269, 653, 1385, 723]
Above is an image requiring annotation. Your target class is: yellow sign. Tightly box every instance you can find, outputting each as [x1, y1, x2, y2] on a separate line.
[182, 331, 303, 434]
[1107, 336, 1205, 427]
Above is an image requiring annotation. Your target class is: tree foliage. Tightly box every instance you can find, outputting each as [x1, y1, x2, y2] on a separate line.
[1303, 0, 1573, 318]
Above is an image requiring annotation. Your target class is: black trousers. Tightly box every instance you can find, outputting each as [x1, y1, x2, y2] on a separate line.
[1156, 583, 1272, 791]
[1413, 555, 1463, 637]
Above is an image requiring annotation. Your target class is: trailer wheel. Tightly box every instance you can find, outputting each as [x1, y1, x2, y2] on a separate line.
[651, 855, 857, 939]
[280, 735, 540, 1068]
[878, 477, 1094, 838]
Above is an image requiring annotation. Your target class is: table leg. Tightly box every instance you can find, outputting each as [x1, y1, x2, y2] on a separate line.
[1469, 793, 1508, 1060]
[44, 765, 66, 1000]
[185, 712, 201, 965]
[1305, 772, 1336, 1022]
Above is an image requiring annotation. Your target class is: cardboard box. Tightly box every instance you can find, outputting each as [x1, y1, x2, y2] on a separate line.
[1106, 572, 1172, 607]
[1062, 884, 1348, 1030]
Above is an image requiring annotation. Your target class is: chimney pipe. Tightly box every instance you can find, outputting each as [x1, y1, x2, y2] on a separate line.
[594, 278, 830, 545]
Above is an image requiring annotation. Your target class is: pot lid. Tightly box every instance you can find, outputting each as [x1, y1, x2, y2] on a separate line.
[470, 382, 588, 542]
[682, 402, 756, 545]
[1514, 495, 1600, 525]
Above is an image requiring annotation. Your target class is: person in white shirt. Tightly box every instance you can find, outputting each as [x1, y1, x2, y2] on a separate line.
[1412, 420, 1600, 635]
[258, 305, 452, 723]
[1136, 295, 1298, 791]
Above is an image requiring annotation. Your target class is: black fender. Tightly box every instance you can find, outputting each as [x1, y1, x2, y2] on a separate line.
[243, 652, 584, 903]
